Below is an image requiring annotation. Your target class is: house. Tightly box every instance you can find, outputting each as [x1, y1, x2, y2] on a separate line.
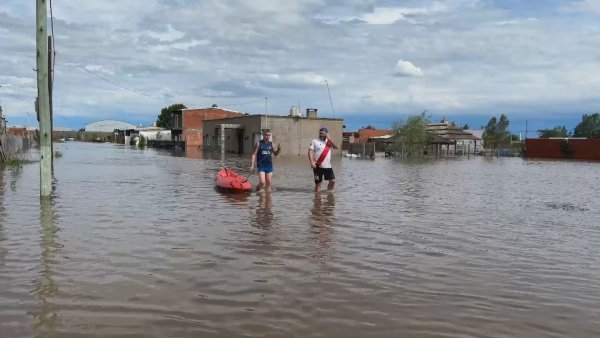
[202, 108, 343, 156]
[342, 127, 395, 153]
[426, 122, 482, 155]
[170, 105, 245, 147]
[464, 129, 484, 153]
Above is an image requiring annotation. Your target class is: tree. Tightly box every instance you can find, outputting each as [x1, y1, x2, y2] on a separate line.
[391, 112, 431, 157]
[483, 116, 498, 152]
[482, 114, 511, 154]
[497, 114, 510, 137]
[538, 125, 569, 138]
[156, 103, 187, 128]
[573, 113, 600, 138]
[462, 124, 470, 130]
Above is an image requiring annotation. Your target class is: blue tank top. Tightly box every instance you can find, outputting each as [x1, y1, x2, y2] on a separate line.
[256, 140, 273, 168]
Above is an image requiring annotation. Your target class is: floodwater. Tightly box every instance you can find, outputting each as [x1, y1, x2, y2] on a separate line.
[1, 142, 600, 338]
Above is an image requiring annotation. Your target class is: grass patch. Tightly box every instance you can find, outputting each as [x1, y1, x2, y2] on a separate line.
[1, 155, 24, 167]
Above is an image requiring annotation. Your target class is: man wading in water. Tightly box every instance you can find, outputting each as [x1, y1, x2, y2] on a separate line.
[308, 127, 338, 193]
[250, 129, 281, 192]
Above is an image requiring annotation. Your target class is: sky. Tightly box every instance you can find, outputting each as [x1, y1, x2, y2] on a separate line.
[1, 0, 600, 135]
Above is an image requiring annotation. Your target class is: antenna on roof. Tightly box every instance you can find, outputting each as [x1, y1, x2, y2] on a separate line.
[322, 79, 335, 117]
[264, 97, 268, 129]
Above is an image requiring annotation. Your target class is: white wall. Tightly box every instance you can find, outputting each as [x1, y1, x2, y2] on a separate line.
[139, 130, 171, 141]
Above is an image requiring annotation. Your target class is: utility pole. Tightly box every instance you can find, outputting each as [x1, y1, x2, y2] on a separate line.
[37, 0, 52, 197]
[48, 35, 54, 164]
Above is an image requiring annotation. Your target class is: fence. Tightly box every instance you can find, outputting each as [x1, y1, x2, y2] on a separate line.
[1, 133, 36, 162]
[347, 142, 376, 158]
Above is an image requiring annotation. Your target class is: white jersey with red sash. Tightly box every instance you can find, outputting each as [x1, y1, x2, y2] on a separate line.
[309, 138, 332, 168]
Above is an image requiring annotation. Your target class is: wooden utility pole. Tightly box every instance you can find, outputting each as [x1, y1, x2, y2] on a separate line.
[37, 0, 52, 197]
[48, 35, 54, 164]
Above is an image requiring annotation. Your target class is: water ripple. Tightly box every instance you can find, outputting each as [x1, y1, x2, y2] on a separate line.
[1, 144, 600, 337]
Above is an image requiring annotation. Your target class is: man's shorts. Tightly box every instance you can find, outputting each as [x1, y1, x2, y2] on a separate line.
[257, 165, 273, 173]
[313, 167, 335, 183]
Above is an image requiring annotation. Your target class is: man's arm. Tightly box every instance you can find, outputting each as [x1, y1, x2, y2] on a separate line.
[308, 148, 316, 169]
[326, 134, 339, 149]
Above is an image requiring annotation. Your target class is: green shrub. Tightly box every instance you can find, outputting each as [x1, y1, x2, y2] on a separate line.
[138, 135, 146, 148]
[1, 155, 23, 167]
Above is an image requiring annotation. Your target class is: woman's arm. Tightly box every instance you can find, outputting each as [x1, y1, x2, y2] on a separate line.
[250, 142, 259, 170]
[273, 143, 281, 156]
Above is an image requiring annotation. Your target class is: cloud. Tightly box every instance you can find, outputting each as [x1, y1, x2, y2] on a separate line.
[260, 73, 333, 87]
[143, 24, 186, 42]
[393, 60, 424, 77]
[146, 39, 210, 52]
[359, 4, 449, 25]
[2, 0, 600, 130]
[84, 64, 115, 76]
[564, 0, 600, 13]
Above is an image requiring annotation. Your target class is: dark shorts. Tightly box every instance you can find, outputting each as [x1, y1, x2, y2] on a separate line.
[258, 165, 273, 174]
[313, 167, 335, 184]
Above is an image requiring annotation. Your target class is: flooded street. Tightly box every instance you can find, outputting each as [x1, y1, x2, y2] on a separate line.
[1, 142, 600, 337]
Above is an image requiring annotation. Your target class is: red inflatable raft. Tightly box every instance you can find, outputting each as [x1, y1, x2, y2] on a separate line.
[215, 168, 252, 192]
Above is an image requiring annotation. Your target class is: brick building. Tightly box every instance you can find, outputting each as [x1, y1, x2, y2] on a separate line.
[171, 105, 245, 147]
[525, 138, 600, 160]
[343, 128, 395, 143]
[342, 127, 395, 152]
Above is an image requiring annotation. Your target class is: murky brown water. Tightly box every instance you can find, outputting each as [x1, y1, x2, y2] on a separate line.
[1, 142, 600, 337]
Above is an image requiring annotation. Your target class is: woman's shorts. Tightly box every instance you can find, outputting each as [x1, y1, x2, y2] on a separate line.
[258, 165, 273, 173]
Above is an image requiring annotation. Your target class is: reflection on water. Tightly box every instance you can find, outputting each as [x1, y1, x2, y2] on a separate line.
[310, 192, 335, 262]
[1, 143, 600, 337]
[32, 197, 61, 335]
[216, 188, 251, 206]
[8, 165, 22, 192]
[252, 192, 274, 230]
[0, 168, 5, 267]
[185, 146, 203, 159]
